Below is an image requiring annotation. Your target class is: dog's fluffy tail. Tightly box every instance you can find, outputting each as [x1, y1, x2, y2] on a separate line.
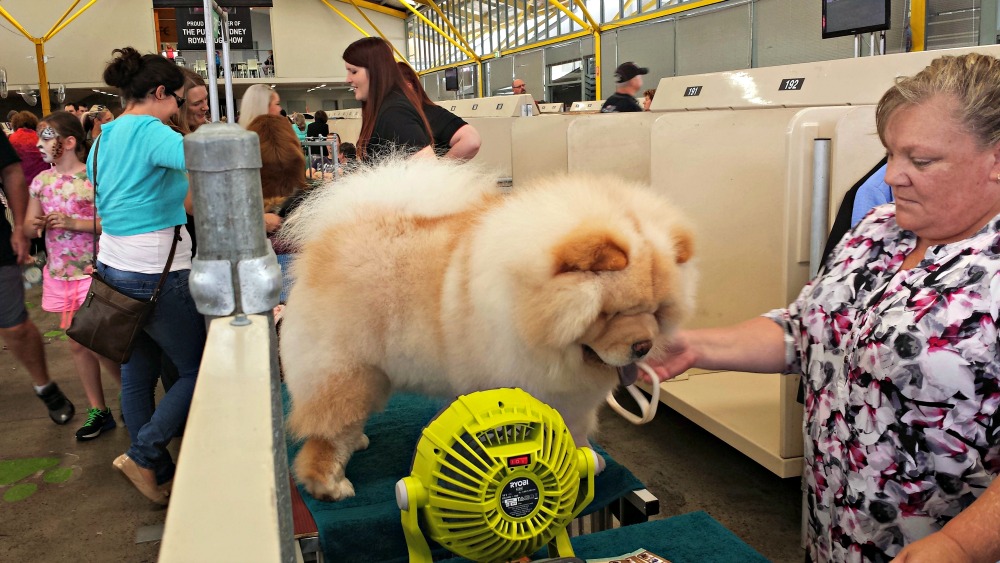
[278, 157, 501, 250]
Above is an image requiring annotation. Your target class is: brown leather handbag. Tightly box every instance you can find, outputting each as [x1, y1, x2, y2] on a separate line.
[66, 137, 182, 364]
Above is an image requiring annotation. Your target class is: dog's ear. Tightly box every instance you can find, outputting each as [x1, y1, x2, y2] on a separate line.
[554, 229, 629, 273]
[672, 226, 693, 264]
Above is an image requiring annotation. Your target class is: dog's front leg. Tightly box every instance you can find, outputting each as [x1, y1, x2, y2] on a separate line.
[293, 421, 366, 501]
[286, 365, 389, 501]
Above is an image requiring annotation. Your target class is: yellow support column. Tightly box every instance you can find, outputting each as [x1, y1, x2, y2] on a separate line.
[571, 0, 603, 101]
[0, 0, 99, 115]
[909, 0, 926, 52]
[34, 41, 51, 114]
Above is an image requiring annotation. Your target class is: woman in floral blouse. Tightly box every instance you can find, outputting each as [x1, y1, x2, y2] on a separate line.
[645, 53, 1000, 563]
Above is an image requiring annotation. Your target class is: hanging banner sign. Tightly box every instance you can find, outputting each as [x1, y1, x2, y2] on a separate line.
[176, 7, 254, 49]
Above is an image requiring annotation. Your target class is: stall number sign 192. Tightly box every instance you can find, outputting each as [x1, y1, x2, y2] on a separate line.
[779, 78, 805, 91]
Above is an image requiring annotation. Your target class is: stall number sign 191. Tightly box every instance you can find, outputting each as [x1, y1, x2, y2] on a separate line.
[779, 78, 805, 91]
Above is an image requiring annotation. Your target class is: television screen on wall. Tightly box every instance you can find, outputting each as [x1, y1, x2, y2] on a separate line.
[822, 0, 891, 39]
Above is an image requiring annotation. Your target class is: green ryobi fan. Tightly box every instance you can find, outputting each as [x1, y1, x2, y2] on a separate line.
[395, 388, 599, 563]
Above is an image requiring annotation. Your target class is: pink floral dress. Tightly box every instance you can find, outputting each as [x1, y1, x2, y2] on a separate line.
[766, 205, 1000, 562]
[29, 170, 96, 280]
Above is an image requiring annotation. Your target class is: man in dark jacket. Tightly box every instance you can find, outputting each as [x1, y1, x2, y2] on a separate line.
[601, 61, 648, 113]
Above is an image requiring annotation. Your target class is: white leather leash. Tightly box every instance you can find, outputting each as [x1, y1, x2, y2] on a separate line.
[606, 361, 660, 425]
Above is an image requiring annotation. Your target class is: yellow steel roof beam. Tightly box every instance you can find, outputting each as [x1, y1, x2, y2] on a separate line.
[546, 0, 590, 31]
[422, 0, 480, 61]
[573, 0, 600, 31]
[0, 0, 101, 115]
[419, 0, 482, 96]
[320, 0, 371, 37]
[333, 0, 406, 19]
[347, 0, 408, 61]
[44, 0, 82, 40]
[400, 1, 478, 62]
[601, 0, 726, 30]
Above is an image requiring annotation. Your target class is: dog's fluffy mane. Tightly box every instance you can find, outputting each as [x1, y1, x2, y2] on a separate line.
[278, 157, 501, 250]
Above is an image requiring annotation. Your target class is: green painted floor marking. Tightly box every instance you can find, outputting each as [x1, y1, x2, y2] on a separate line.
[0, 458, 59, 486]
[3, 483, 38, 502]
[43, 467, 72, 483]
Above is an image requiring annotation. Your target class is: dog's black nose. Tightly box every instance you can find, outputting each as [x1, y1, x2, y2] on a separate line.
[631, 340, 652, 358]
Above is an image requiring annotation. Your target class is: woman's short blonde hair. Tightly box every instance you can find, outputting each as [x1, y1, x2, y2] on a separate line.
[876, 53, 1000, 148]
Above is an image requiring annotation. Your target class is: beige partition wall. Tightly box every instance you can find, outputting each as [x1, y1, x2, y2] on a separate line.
[566, 113, 656, 184]
[645, 105, 876, 477]
[511, 115, 575, 185]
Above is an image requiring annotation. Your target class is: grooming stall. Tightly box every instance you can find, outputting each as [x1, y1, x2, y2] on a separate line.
[638, 44, 1000, 478]
[438, 93, 535, 180]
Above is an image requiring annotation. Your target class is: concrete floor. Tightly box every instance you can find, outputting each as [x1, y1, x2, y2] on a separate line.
[0, 284, 803, 562]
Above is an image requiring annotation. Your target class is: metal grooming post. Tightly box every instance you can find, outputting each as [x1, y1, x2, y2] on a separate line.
[202, 0, 236, 123]
[183, 122, 290, 560]
[809, 138, 832, 277]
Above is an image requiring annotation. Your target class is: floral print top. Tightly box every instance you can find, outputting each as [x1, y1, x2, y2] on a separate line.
[29, 170, 96, 280]
[766, 205, 1000, 563]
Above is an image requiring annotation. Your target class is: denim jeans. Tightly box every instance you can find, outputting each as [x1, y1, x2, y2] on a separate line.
[97, 262, 206, 485]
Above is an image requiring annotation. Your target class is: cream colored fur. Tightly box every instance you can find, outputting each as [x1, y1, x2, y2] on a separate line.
[279, 158, 696, 501]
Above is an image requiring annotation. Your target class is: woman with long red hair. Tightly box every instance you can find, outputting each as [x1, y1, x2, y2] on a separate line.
[342, 37, 433, 162]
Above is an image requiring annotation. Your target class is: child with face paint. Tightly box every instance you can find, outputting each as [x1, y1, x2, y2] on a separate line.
[24, 110, 122, 442]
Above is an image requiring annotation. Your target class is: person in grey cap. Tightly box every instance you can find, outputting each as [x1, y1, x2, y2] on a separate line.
[601, 61, 648, 113]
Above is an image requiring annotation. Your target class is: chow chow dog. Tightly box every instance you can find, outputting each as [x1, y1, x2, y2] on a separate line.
[279, 158, 695, 501]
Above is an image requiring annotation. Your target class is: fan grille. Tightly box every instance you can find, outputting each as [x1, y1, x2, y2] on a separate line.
[412, 389, 583, 562]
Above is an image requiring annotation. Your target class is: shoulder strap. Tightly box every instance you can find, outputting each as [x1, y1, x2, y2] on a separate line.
[89, 136, 101, 268]
[149, 225, 182, 303]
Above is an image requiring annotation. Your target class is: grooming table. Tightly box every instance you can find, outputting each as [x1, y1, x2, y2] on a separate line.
[283, 387, 657, 563]
[438, 511, 769, 563]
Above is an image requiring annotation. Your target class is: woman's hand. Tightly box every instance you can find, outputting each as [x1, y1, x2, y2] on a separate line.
[641, 332, 698, 383]
[891, 531, 972, 563]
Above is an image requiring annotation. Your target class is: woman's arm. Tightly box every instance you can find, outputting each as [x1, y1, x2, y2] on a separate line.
[444, 124, 481, 161]
[643, 317, 790, 382]
[891, 478, 1000, 563]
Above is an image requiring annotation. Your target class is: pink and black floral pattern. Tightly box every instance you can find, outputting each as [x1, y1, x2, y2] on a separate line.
[766, 205, 1000, 563]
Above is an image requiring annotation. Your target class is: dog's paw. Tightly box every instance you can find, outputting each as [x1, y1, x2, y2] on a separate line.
[304, 476, 356, 502]
[354, 434, 370, 452]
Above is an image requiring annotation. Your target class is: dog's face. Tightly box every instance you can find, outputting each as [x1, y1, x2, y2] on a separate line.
[514, 204, 694, 372]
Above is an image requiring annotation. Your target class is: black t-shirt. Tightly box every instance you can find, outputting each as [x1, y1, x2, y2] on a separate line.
[600, 92, 643, 113]
[364, 89, 430, 162]
[423, 103, 467, 157]
[0, 133, 21, 267]
[305, 121, 330, 158]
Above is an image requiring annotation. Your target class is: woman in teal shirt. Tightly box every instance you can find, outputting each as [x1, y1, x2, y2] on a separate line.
[87, 47, 206, 506]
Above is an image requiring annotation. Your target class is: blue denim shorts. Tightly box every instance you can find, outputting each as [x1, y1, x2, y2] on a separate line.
[0, 265, 28, 329]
